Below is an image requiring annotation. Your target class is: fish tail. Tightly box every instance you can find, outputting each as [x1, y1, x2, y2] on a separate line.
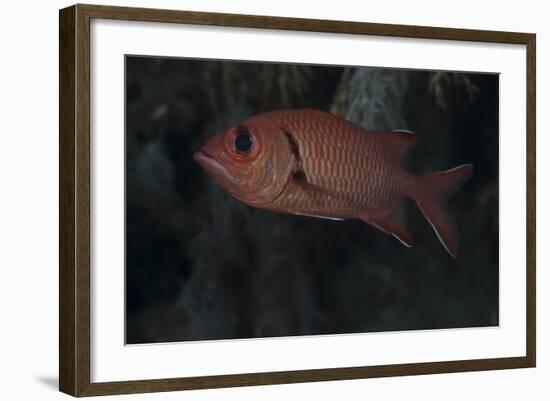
[414, 164, 474, 258]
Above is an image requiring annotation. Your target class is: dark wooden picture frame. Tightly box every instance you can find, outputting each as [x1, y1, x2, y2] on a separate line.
[59, 3, 536, 397]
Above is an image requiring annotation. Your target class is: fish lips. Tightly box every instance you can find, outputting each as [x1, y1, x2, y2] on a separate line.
[194, 149, 235, 185]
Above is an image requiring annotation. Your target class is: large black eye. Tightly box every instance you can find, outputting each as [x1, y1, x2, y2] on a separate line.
[235, 130, 252, 153]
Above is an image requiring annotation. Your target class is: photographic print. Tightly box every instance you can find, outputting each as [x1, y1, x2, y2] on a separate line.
[59, 4, 534, 395]
[125, 57, 499, 344]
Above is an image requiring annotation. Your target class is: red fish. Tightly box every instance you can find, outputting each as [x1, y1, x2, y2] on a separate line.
[194, 109, 473, 257]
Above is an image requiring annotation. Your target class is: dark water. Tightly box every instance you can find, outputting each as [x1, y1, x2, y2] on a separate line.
[125, 56, 498, 344]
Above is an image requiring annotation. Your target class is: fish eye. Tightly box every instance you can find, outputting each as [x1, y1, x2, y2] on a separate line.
[234, 129, 253, 153]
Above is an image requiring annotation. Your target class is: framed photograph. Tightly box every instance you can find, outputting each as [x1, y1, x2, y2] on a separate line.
[59, 4, 536, 397]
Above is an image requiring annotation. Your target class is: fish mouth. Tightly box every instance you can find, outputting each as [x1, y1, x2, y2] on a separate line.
[193, 149, 234, 184]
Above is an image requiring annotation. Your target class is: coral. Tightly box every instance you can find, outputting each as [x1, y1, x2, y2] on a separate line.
[331, 68, 409, 130]
[428, 72, 480, 109]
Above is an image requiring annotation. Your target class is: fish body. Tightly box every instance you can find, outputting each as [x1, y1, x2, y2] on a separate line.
[194, 109, 473, 257]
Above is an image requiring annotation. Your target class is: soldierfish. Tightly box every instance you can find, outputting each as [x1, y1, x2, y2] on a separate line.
[194, 109, 473, 258]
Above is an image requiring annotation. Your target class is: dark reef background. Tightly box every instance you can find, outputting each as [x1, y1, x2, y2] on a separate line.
[125, 56, 499, 344]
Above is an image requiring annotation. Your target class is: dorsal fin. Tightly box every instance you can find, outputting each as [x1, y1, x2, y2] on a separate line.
[376, 130, 416, 166]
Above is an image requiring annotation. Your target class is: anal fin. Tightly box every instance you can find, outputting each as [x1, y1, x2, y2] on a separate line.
[360, 198, 413, 248]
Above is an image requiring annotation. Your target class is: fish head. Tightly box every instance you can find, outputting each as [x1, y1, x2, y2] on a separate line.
[194, 116, 295, 205]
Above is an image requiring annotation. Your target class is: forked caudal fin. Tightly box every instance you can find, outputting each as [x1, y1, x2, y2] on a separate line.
[414, 164, 474, 258]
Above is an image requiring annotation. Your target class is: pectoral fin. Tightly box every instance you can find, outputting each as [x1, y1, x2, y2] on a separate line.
[291, 169, 344, 204]
[292, 211, 345, 221]
[287, 170, 348, 221]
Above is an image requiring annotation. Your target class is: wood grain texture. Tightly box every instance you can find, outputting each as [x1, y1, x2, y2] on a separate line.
[58, 3, 536, 397]
[78, 3, 532, 44]
[79, 356, 532, 396]
[526, 34, 536, 367]
[59, 4, 92, 397]
[75, 4, 92, 396]
[59, 5, 76, 395]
